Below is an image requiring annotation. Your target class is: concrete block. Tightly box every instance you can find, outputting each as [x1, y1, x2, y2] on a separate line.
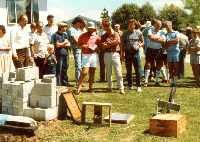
[2, 95, 12, 106]
[9, 81, 34, 98]
[16, 66, 39, 81]
[2, 106, 13, 115]
[34, 107, 58, 121]
[0, 72, 9, 88]
[30, 93, 58, 108]
[9, 71, 16, 79]
[23, 107, 34, 118]
[31, 82, 56, 96]
[12, 108, 24, 116]
[42, 74, 56, 84]
[23, 107, 58, 121]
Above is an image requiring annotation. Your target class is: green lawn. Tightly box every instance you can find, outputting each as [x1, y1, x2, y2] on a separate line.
[36, 56, 200, 142]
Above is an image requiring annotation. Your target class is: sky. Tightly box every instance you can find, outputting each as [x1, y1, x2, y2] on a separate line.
[47, 0, 184, 21]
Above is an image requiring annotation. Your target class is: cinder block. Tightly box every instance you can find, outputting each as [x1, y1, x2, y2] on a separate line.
[16, 66, 39, 81]
[23, 107, 35, 118]
[30, 93, 57, 108]
[34, 107, 58, 121]
[23, 107, 58, 121]
[31, 82, 56, 96]
[42, 74, 56, 84]
[2, 95, 12, 106]
[2, 105, 13, 115]
[0, 72, 9, 88]
[9, 71, 16, 79]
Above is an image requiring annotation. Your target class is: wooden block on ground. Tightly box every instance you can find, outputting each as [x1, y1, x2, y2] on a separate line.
[149, 114, 186, 137]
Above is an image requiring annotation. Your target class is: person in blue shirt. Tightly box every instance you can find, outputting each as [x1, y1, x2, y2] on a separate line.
[51, 23, 71, 86]
[68, 17, 86, 85]
[144, 19, 166, 86]
[164, 21, 180, 86]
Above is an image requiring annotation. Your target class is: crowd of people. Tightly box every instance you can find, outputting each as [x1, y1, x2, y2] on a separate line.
[0, 14, 199, 95]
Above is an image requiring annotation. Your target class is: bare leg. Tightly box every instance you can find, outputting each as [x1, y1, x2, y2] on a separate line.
[88, 67, 96, 92]
[77, 67, 89, 94]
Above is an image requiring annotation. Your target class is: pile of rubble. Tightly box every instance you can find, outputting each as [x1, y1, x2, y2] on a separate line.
[0, 67, 58, 121]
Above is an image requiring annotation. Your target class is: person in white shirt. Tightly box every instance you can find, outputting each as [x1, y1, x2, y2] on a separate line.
[29, 22, 37, 66]
[33, 22, 49, 78]
[10, 14, 30, 68]
[44, 15, 58, 42]
[0, 25, 15, 73]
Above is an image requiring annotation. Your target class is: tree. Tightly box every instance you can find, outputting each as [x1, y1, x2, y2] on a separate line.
[111, 4, 140, 30]
[159, 4, 189, 30]
[185, 0, 200, 25]
[139, 2, 157, 24]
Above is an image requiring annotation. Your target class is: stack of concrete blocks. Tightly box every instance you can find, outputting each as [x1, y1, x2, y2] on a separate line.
[24, 74, 59, 121]
[0, 72, 10, 112]
[0, 66, 38, 116]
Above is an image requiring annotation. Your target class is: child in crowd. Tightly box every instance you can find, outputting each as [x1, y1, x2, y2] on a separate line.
[44, 44, 57, 75]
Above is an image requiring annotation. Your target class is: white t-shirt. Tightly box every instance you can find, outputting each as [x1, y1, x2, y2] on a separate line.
[44, 24, 58, 42]
[34, 32, 49, 58]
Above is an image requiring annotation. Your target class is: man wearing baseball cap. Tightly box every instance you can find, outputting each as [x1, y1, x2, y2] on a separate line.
[77, 22, 100, 95]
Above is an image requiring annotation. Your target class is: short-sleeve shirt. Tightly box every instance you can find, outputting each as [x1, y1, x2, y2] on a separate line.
[34, 32, 49, 58]
[44, 25, 58, 42]
[68, 27, 82, 50]
[78, 32, 100, 54]
[51, 32, 70, 56]
[122, 30, 143, 52]
[166, 31, 180, 54]
[148, 28, 166, 49]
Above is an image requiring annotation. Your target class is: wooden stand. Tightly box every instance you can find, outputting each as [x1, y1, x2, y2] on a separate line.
[81, 102, 112, 126]
[149, 114, 186, 137]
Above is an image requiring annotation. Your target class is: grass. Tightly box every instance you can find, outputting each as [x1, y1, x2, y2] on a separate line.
[36, 55, 200, 142]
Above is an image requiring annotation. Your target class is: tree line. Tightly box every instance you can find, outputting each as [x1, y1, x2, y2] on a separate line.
[111, 0, 200, 30]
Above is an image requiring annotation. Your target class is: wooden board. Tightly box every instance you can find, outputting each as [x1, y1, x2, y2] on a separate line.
[104, 113, 134, 124]
[62, 91, 81, 121]
[149, 114, 186, 137]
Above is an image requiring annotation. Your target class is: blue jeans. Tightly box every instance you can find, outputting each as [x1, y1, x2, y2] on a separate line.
[73, 48, 82, 83]
[125, 51, 141, 87]
[56, 54, 69, 86]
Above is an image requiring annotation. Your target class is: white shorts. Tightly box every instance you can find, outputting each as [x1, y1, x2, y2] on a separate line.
[82, 53, 97, 68]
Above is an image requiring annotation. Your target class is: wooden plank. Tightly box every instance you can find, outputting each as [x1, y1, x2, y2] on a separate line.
[82, 102, 112, 106]
[62, 91, 81, 121]
[81, 104, 86, 123]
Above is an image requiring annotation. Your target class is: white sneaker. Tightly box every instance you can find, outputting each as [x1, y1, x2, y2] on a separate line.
[120, 89, 125, 94]
[137, 87, 142, 92]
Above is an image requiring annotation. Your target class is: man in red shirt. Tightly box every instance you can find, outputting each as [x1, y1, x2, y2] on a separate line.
[77, 22, 100, 95]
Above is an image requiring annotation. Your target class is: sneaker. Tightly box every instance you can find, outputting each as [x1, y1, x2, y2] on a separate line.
[150, 77, 155, 82]
[120, 89, 125, 94]
[137, 87, 142, 92]
[143, 82, 148, 87]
